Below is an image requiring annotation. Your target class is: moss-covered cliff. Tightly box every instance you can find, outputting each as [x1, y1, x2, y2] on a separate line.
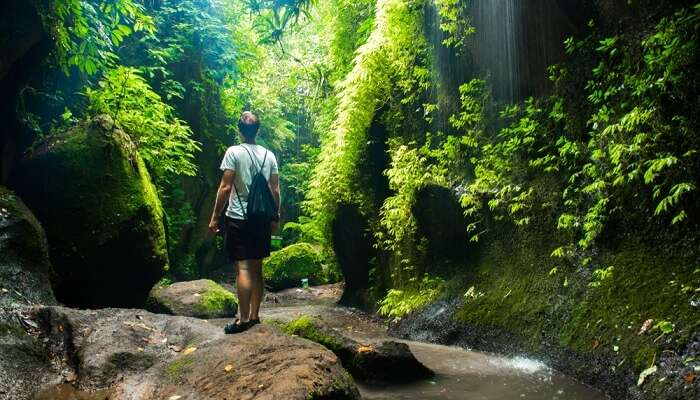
[307, 1, 700, 399]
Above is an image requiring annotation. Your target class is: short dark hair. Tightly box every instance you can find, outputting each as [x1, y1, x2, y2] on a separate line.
[238, 111, 260, 138]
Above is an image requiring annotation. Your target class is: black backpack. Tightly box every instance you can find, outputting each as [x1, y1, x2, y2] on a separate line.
[233, 145, 277, 225]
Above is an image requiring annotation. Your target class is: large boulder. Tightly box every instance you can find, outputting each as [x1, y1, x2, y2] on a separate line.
[146, 279, 238, 319]
[12, 116, 169, 308]
[0, 186, 59, 399]
[25, 307, 360, 400]
[264, 243, 325, 291]
[0, 310, 62, 400]
[283, 315, 433, 383]
[0, 186, 55, 308]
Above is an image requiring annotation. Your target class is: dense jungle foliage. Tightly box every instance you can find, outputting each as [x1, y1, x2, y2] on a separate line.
[3, 1, 700, 396]
[6, 0, 698, 343]
[10, 0, 698, 308]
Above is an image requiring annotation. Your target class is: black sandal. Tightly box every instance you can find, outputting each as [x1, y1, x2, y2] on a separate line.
[224, 319, 253, 334]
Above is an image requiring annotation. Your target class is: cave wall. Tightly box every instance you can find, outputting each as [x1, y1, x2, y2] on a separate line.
[0, 0, 53, 185]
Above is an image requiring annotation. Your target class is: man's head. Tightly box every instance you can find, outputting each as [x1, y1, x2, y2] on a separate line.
[238, 111, 260, 139]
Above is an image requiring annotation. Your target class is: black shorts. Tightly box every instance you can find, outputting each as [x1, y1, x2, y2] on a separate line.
[224, 217, 271, 261]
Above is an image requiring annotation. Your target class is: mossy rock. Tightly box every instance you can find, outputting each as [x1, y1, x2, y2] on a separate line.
[147, 279, 238, 319]
[12, 115, 168, 308]
[0, 186, 55, 307]
[263, 243, 325, 291]
[282, 315, 343, 352]
[283, 315, 433, 383]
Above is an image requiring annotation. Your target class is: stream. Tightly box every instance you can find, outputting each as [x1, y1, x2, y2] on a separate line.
[261, 286, 606, 400]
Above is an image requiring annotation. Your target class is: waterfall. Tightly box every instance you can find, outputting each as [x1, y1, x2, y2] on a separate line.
[426, 0, 579, 109]
[471, 0, 524, 104]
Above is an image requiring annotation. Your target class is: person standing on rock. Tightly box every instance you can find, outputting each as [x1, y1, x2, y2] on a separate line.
[209, 111, 281, 334]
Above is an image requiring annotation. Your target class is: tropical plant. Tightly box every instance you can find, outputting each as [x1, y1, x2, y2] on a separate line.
[44, 0, 155, 74]
[85, 66, 201, 180]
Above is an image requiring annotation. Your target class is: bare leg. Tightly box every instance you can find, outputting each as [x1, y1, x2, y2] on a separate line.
[248, 259, 264, 321]
[235, 260, 253, 323]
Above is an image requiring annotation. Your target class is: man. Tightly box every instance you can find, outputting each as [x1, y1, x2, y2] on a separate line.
[209, 111, 281, 334]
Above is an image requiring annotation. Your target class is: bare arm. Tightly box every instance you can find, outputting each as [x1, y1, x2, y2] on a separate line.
[208, 170, 235, 233]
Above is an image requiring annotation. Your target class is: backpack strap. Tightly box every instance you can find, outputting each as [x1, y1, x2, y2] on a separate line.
[240, 144, 268, 174]
[231, 179, 247, 220]
[230, 146, 251, 220]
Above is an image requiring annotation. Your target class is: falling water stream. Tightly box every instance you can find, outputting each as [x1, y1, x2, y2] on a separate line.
[470, 0, 523, 104]
[426, 0, 577, 113]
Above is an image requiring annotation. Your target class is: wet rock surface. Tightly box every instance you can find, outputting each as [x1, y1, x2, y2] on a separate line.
[264, 283, 345, 305]
[6, 306, 360, 400]
[146, 279, 238, 319]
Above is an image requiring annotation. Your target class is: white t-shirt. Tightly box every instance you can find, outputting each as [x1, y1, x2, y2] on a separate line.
[220, 143, 279, 220]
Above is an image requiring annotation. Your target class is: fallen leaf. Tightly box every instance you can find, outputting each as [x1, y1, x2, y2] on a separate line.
[592, 339, 600, 350]
[182, 346, 197, 356]
[224, 364, 234, 372]
[638, 365, 657, 386]
[684, 371, 695, 384]
[357, 346, 374, 354]
[169, 345, 183, 352]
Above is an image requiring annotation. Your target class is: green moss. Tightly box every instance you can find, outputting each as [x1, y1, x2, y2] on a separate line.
[197, 281, 238, 315]
[283, 316, 341, 352]
[133, 153, 168, 270]
[557, 240, 700, 370]
[454, 220, 560, 349]
[0, 323, 28, 338]
[166, 356, 193, 382]
[264, 243, 325, 290]
[377, 275, 445, 321]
